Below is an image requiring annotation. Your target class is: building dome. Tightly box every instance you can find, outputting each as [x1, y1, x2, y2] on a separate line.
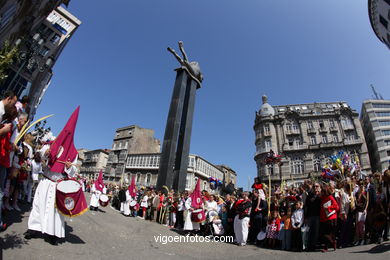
[259, 95, 275, 117]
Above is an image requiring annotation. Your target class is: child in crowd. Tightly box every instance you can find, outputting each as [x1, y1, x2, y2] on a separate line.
[291, 201, 304, 251]
[266, 210, 280, 248]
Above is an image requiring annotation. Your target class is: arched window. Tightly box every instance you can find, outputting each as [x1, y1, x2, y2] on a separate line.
[290, 157, 304, 174]
[313, 158, 321, 172]
[145, 173, 152, 186]
[136, 173, 141, 184]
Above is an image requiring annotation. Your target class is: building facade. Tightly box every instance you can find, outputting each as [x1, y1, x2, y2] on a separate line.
[116, 153, 230, 193]
[0, 4, 80, 119]
[105, 125, 160, 181]
[76, 148, 89, 176]
[254, 96, 371, 186]
[368, 0, 390, 49]
[80, 149, 109, 179]
[361, 99, 390, 172]
[216, 165, 237, 187]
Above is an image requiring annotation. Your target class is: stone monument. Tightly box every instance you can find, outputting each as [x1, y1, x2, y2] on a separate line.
[156, 41, 203, 192]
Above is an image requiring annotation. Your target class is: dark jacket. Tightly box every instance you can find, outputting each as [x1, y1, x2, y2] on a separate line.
[305, 191, 321, 217]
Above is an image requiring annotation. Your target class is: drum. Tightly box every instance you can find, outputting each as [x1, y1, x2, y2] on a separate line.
[191, 209, 205, 223]
[129, 200, 137, 207]
[99, 194, 110, 207]
[56, 179, 88, 217]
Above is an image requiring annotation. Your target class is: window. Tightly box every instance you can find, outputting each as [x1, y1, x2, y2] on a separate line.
[310, 135, 317, 145]
[288, 138, 294, 147]
[294, 138, 302, 148]
[286, 123, 292, 132]
[39, 46, 50, 57]
[329, 119, 335, 128]
[380, 15, 388, 29]
[313, 158, 321, 172]
[341, 117, 353, 128]
[332, 134, 339, 143]
[387, 151, 390, 157]
[50, 33, 61, 44]
[292, 122, 299, 131]
[307, 121, 314, 129]
[319, 120, 325, 129]
[264, 124, 270, 135]
[321, 134, 328, 144]
[383, 130, 390, 136]
[346, 133, 356, 141]
[266, 164, 274, 175]
[373, 103, 390, 109]
[265, 139, 272, 151]
[290, 158, 304, 174]
[0, 4, 17, 30]
[377, 112, 390, 117]
[145, 173, 151, 186]
[385, 140, 390, 146]
[136, 173, 141, 184]
[379, 121, 390, 126]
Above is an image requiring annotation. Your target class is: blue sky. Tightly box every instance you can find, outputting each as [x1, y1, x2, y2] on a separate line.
[35, 0, 390, 189]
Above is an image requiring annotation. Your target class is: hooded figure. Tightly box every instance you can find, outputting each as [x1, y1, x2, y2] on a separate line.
[26, 107, 80, 245]
[90, 170, 105, 210]
[184, 179, 204, 231]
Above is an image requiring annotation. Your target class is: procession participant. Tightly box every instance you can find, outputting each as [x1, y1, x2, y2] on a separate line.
[118, 186, 126, 214]
[30, 152, 43, 199]
[184, 179, 204, 234]
[24, 107, 81, 245]
[174, 191, 187, 229]
[151, 191, 160, 221]
[124, 176, 136, 217]
[233, 192, 252, 246]
[89, 170, 104, 211]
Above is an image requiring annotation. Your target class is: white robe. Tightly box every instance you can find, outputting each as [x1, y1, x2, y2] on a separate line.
[183, 197, 200, 231]
[28, 153, 77, 238]
[89, 185, 101, 208]
[123, 190, 132, 216]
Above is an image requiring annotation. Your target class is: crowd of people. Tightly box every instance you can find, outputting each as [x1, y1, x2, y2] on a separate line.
[98, 169, 390, 253]
[0, 91, 45, 232]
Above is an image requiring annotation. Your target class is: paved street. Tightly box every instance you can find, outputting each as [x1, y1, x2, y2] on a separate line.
[1, 193, 389, 260]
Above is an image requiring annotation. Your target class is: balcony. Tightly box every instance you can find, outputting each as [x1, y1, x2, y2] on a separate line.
[282, 144, 308, 151]
[319, 127, 328, 133]
[343, 139, 363, 146]
[307, 128, 316, 134]
[263, 131, 272, 137]
[342, 124, 355, 131]
[285, 129, 300, 136]
[329, 126, 338, 132]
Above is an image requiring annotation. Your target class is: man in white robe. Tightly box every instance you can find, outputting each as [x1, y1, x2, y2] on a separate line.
[25, 144, 78, 245]
[183, 197, 201, 232]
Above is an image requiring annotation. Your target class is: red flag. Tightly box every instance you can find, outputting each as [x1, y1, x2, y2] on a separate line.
[128, 175, 136, 197]
[94, 170, 104, 193]
[48, 106, 80, 173]
[190, 178, 202, 209]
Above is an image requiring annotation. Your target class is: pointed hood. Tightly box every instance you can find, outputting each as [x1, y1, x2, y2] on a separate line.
[190, 178, 202, 209]
[48, 106, 80, 173]
[128, 175, 136, 197]
[94, 170, 104, 192]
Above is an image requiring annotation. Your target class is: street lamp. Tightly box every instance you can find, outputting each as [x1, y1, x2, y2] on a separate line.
[5, 33, 54, 94]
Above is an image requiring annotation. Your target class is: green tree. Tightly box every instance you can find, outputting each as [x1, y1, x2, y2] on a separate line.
[0, 41, 19, 83]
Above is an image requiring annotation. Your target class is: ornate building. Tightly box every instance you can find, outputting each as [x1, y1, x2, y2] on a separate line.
[0, 4, 80, 119]
[361, 99, 390, 172]
[120, 153, 229, 193]
[254, 95, 370, 186]
[368, 0, 390, 49]
[104, 125, 160, 181]
[80, 149, 110, 179]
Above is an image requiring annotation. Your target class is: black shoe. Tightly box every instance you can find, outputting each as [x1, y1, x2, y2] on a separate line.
[45, 235, 58, 246]
[24, 230, 38, 239]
